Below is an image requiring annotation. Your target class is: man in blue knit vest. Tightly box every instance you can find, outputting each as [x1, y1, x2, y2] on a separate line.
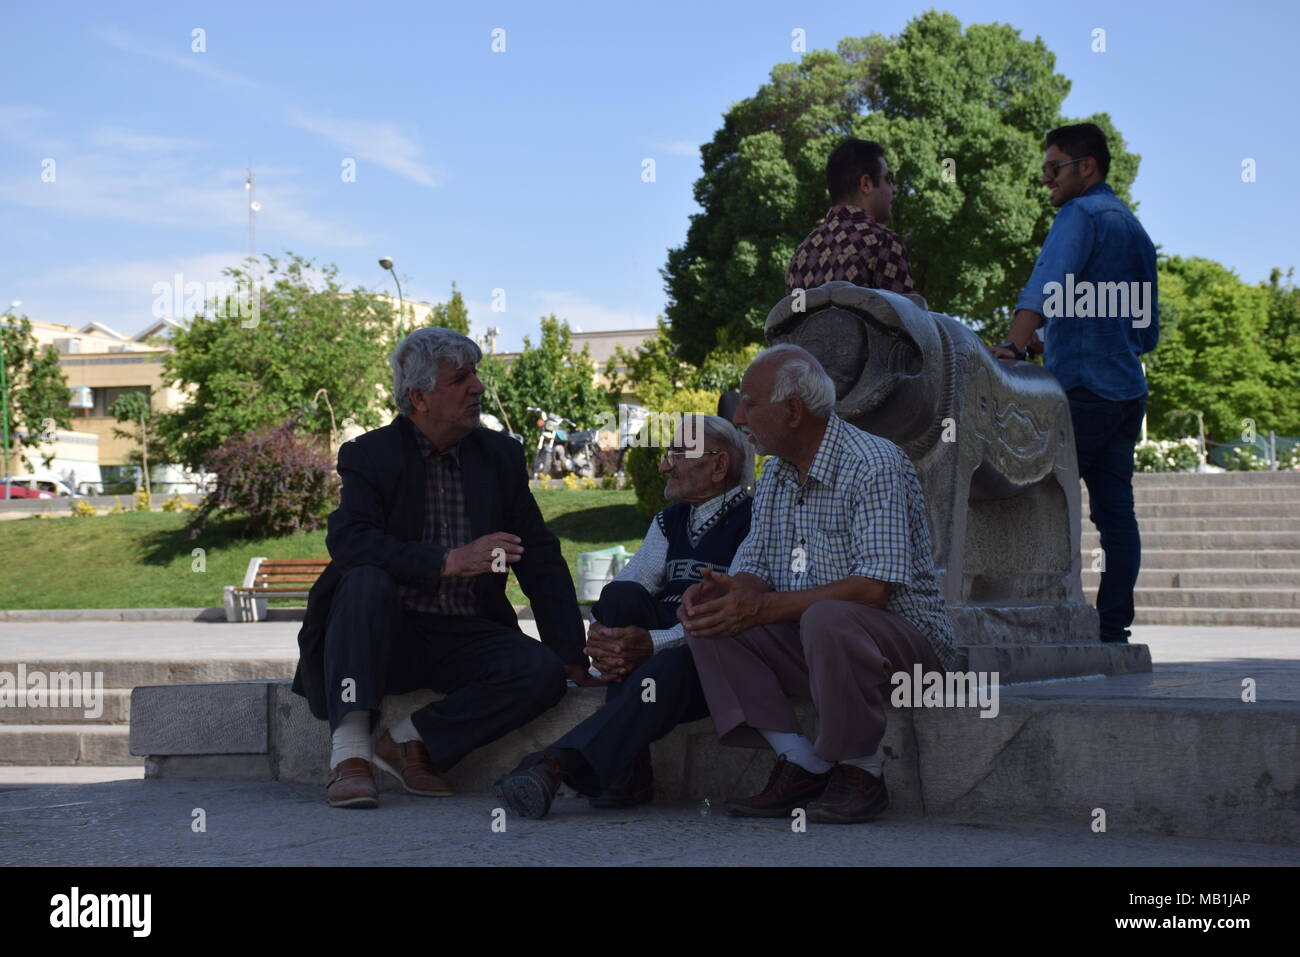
[494, 414, 753, 818]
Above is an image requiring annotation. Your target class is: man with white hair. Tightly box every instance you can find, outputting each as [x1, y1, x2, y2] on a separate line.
[493, 414, 753, 819]
[681, 344, 958, 823]
[293, 326, 598, 809]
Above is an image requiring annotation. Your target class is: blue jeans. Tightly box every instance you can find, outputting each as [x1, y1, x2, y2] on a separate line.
[1067, 387, 1147, 642]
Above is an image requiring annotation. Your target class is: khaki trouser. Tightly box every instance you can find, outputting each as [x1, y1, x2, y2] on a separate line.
[687, 599, 941, 761]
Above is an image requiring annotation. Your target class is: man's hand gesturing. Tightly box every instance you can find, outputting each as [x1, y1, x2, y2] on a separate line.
[443, 532, 523, 577]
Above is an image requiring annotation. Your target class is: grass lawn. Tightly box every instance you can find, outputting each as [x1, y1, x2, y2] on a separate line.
[0, 489, 649, 610]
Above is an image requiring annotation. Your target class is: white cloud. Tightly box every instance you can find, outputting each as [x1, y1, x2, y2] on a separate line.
[657, 140, 701, 158]
[289, 111, 440, 187]
[88, 127, 204, 152]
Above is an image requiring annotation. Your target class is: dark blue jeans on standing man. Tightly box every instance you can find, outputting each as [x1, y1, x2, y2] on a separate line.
[1067, 386, 1147, 643]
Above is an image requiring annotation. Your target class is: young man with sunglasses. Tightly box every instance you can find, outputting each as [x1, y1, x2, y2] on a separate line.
[786, 138, 916, 295]
[990, 123, 1160, 644]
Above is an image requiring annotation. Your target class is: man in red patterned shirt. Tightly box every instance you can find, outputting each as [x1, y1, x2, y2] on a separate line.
[786, 139, 916, 296]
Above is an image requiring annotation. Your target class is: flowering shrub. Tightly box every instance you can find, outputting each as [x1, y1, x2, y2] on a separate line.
[69, 500, 97, 518]
[161, 493, 198, 512]
[134, 489, 152, 511]
[188, 420, 339, 538]
[1133, 438, 1200, 473]
[561, 473, 581, 491]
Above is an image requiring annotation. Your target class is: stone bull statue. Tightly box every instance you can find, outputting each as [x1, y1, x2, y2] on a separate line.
[765, 282, 1134, 672]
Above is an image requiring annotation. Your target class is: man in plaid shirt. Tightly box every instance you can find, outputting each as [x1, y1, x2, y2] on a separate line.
[786, 138, 916, 296]
[682, 344, 956, 824]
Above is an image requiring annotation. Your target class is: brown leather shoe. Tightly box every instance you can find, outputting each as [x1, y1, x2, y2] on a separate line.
[373, 730, 454, 797]
[807, 763, 889, 823]
[725, 755, 831, 818]
[326, 757, 379, 809]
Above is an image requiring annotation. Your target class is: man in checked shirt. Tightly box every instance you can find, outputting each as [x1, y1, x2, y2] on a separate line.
[785, 138, 917, 296]
[681, 345, 958, 823]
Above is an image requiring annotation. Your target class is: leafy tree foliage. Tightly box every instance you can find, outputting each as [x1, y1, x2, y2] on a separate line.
[0, 313, 72, 475]
[662, 11, 1139, 361]
[430, 281, 470, 335]
[1146, 257, 1287, 443]
[109, 391, 157, 494]
[154, 253, 397, 470]
[477, 315, 607, 452]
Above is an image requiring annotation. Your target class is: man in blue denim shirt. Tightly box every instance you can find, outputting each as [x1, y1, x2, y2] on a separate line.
[991, 123, 1159, 643]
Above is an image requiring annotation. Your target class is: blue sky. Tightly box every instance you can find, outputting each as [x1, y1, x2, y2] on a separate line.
[3, 0, 1297, 351]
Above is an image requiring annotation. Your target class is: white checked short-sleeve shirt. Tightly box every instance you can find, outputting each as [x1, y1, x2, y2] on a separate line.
[728, 414, 958, 670]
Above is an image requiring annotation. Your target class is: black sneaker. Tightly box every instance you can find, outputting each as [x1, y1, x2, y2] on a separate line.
[493, 751, 565, 819]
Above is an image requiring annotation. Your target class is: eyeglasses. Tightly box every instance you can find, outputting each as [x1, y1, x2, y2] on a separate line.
[660, 449, 723, 466]
[1041, 157, 1086, 179]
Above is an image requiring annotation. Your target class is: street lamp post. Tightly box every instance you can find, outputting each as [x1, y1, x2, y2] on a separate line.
[1, 302, 21, 501]
[378, 258, 405, 337]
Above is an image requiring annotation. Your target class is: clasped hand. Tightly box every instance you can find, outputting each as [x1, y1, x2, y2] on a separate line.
[677, 568, 766, 639]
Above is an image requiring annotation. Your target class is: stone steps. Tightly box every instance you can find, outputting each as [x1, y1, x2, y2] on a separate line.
[0, 688, 131, 724]
[1101, 549, 1300, 569]
[1083, 586, 1300, 609]
[129, 678, 1300, 846]
[0, 725, 140, 766]
[1127, 471, 1300, 486]
[1081, 568, 1300, 588]
[1130, 502, 1300, 518]
[1121, 607, 1300, 627]
[1082, 530, 1299, 550]
[1084, 488, 1300, 504]
[0, 659, 295, 770]
[1096, 517, 1300, 532]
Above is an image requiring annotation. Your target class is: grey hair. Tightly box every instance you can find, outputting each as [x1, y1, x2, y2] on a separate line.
[757, 343, 836, 419]
[390, 327, 482, 416]
[678, 413, 754, 492]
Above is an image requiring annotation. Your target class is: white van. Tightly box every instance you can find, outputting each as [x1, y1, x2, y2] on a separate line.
[1, 471, 80, 497]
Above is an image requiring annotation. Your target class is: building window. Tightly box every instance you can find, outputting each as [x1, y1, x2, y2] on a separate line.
[91, 386, 151, 418]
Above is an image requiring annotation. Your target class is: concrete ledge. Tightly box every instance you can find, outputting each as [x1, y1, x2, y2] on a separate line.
[130, 681, 268, 755]
[0, 607, 308, 622]
[132, 677, 1299, 844]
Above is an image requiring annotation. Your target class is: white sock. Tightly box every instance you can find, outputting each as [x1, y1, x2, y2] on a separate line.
[330, 710, 372, 769]
[389, 715, 421, 744]
[759, 729, 832, 775]
[841, 752, 882, 779]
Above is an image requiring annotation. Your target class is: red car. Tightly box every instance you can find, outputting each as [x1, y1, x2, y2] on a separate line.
[0, 483, 51, 499]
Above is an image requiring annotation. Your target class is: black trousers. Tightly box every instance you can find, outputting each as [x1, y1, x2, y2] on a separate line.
[1067, 386, 1147, 642]
[553, 580, 710, 793]
[323, 565, 566, 772]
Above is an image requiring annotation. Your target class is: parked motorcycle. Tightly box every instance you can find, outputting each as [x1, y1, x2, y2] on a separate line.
[527, 406, 598, 478]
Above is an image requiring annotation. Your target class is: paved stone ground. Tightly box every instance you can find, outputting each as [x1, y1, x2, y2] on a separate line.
[3, 619, 1296, 664]
[1, 619, 1296, 864]
[2, 778, 1298, 867]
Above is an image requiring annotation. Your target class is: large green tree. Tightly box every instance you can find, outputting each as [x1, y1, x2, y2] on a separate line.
[1146, 257, 1285, 443]
[663, 11, 1139, 362]
[0, 313, 73, 476]
[478, 315, 607, 453]
[155, 253, 397, 470]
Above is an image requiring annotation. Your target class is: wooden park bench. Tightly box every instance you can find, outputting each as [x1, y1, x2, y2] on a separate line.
[223, 557, 330, 622]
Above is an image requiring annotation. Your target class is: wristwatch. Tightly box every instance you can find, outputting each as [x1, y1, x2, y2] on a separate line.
[998, 341, 1032, 361]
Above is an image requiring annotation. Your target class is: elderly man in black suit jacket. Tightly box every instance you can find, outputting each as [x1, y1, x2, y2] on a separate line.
[292, 326, 597, 809]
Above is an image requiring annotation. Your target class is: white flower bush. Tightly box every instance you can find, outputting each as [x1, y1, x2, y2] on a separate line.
[1134, 437, 1201, 472]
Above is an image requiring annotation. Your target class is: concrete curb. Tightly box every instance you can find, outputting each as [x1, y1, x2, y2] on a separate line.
[133, 676, 1300, 845]
[0, 608, 306, 622]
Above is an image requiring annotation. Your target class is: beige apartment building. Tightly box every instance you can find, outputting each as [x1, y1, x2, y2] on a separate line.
[14, 307, 655, 492]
